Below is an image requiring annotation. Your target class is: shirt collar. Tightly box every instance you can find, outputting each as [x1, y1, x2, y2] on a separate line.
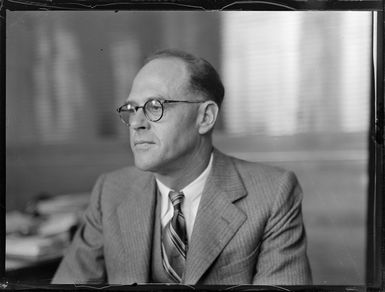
[156, 153, 214, 211]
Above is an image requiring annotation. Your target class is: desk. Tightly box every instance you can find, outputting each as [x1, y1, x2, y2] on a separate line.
[6, 256, 62, 284]
[5, 193, 89, 285]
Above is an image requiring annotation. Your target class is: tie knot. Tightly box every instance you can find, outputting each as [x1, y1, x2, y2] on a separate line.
[169, 191, 184, 209]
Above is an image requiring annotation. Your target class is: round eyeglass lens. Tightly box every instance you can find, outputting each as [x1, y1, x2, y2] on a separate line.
[119, 104, 135, 125]
[144, 99, 163, 121]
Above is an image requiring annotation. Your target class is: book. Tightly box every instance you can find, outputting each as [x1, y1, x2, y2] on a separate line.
[6, 232, 70, 260]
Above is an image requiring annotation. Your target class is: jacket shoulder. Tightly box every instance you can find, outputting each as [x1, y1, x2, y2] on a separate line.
[228, 154, 290, 180]
[103, 166, 152, 182]
[91, 166, 154, 208]
[224, 153, 300, 204]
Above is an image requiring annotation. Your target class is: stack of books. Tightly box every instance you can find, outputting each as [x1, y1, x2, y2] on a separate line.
[6, 192, 89, 270]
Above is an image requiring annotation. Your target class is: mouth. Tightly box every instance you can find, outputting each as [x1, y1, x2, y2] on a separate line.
[134, 140, 155, 145]
[133, 141, 155, 150]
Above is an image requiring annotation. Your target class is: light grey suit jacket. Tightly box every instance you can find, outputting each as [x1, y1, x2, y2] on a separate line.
[52, 149, 312, 285]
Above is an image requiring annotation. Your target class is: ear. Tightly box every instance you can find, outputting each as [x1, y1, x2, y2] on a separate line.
[197, 101, 219, 135]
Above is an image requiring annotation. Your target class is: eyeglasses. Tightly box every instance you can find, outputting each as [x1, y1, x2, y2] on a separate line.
[116, 98, 205, 125]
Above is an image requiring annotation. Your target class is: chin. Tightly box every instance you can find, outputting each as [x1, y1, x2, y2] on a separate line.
[133, 160, 152, 172]
[133, 156, 159, 172]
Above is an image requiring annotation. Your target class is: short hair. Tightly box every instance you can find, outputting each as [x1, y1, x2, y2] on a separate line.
[145, 49, 225, 108]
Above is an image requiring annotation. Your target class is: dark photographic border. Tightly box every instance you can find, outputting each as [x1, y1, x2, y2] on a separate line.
[0, 1, 384, 291]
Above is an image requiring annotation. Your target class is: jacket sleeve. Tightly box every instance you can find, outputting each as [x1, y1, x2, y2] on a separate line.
[253, 171, 312, 285]
[51, 175, 107, 284]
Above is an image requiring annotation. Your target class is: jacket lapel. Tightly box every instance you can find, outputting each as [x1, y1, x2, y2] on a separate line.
[117, 170, 157, 284]
[184, 150, 247, 284]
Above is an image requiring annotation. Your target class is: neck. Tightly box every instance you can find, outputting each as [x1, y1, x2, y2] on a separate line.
[155, 143, 213, 191]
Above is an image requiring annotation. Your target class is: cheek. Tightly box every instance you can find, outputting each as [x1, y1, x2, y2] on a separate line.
[160, 123, 198, 153]
[144, 110, 198, 155]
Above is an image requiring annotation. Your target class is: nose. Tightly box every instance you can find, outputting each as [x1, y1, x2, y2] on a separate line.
[129, 108, 149, 130]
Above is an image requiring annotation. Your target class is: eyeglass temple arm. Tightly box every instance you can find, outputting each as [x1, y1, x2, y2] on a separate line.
[163, 100, 204, 104]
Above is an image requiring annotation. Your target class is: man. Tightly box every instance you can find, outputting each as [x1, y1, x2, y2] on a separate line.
[52, 49, 312, 285]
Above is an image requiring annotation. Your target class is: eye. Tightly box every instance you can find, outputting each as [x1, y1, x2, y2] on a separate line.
[146, 99, 162, 113]
[124, 103, 136, 113]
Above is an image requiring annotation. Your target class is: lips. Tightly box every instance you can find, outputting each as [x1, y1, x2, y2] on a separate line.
[133, 140, 155, 151]
[134, 140, 155, 146]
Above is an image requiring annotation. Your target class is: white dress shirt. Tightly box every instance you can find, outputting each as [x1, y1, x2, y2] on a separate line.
[156, 153, 214, 241]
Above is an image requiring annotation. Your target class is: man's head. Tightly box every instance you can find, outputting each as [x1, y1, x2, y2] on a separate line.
[144, 49, 225, 108]
[122, 49, 224, 175]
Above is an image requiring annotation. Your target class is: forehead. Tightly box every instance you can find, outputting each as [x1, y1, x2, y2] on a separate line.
[128, 57, 190, 102]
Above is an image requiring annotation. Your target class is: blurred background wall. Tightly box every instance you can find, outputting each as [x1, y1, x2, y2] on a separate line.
[6, 11, 372, 285]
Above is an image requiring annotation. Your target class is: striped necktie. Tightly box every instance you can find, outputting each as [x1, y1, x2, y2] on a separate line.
[161, 191, 188, 283]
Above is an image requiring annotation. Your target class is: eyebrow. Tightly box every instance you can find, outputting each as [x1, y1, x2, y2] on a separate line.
[125, 96, 165, 105]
